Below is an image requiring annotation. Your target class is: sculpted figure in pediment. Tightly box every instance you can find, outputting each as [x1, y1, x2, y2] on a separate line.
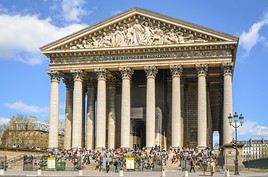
[142, 21, 153, 45]
[132, 19, 145, 45]
[114, 26, 126, 46]
[163, 27, 176, 44]
[125, 23, 134, 45]
[99, 32, 113, 47]
[151, 23, 164, 45]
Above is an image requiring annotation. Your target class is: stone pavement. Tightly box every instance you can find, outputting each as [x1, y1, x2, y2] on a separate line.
[0, 170, 267, 177]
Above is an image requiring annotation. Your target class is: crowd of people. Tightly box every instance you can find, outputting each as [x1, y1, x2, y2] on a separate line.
[46, 145, 219, 176]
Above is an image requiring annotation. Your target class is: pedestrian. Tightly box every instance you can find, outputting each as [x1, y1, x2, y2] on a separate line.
[210, 159, 216, 176]
[202, 158, 208, 176]
[106, 160, 110, 173]
[114, 158, 118, 172]
[189, 158, 196, 173]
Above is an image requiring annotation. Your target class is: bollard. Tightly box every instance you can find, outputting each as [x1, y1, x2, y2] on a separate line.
[161, 170, 166, 177]
[225, 169, 230, 177]
[37, 169, 42, 176]
[79, 170, 83, 176]
[0, 169, 4, 176]
[183, 170, 188, 177]
[119, 170, 123, 176]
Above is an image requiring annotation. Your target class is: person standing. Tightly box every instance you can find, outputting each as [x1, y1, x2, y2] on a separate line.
[189, 158, 196, 173]
[106, 160, 110, 173]
[210, 159, 216, 176]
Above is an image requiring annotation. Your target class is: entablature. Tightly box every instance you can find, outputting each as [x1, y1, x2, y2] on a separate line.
[48, 43, 235, 68]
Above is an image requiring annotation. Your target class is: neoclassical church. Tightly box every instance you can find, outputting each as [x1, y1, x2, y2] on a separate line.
[41, 8, 238, 150]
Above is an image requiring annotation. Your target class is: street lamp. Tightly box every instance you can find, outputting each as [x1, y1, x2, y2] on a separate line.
[228, 112, 244, 175]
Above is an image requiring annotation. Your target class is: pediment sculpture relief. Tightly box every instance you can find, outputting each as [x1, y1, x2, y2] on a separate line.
[69, 19, 208, 50]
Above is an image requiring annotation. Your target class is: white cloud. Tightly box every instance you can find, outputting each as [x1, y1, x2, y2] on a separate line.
[0, 13, 86, 65]
[5, 101, 49, 114]
[111, 10, 122, 15]
[0, 117, 10, 125]
[238, 120, 268, 139]
[61, 0, 89, 22]
[240, 11, 268, 55]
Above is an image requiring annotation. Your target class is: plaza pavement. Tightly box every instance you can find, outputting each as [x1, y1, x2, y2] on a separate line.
[0, 170, 267, 177]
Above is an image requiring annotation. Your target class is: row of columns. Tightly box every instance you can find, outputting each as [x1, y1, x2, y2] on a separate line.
[48, 63, 234, 149]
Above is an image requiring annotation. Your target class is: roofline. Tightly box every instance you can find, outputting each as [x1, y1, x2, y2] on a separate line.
[40, 7, 239, 51]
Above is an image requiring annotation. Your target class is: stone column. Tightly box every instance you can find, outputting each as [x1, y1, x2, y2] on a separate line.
[63, 76, 73, 149]
[86, 80, 95, 149]
[223, 63, 233, 144]
[95, 68, 107, 149]
[145, 66, 158, 148]
[119, 67, 134, 148]
[180, 83, 185, 147]
[71, 70, 84, 148]
[48, 71, 60, 149]
[107, 77, 117, 149]
[82, 88, 86, 147]
[170, 65, 183, 148]
[196, 64, 208, 148]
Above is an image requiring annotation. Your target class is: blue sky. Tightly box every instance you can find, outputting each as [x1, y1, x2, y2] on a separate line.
[0, 0, 267, 140]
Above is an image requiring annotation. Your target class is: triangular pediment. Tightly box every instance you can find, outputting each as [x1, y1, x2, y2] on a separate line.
[41, 8, 238, 53]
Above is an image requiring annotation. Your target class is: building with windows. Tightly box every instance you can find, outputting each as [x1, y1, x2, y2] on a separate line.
[1, 122, 64, 149]
[239, 139, 268, 160]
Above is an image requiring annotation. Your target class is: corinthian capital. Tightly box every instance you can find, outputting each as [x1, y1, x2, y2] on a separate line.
[195, 64, 208, 76]
[94, 68, 107, 80]
[170, 65, 183, 78]
[70, 70, 85, 81]
[222, 62, 233, 76]
[144, 66, 158, 78]
[119, 67, 134, 80]
[48, 70, 60, 82]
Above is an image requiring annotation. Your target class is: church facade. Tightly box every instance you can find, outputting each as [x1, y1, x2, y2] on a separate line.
[41, 8, 239, 149]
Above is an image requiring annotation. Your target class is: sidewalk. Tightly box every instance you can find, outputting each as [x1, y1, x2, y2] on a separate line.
[0, 170, 268, 177]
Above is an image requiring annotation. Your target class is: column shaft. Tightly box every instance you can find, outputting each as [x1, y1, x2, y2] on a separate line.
[48, 71, 60, 149]
[120, 67, 133, 148]
[86, 84, 95, 149]
[95, 68, 107, 149]
[71, 70, 84, 148]
[63, 77, 73, 149]
[81, 89, 85, 147]
[145, 66, 158, 148]
[196, 64, 208, 148]
[170, 65, 183, 148]
[223, 63, 233, 144]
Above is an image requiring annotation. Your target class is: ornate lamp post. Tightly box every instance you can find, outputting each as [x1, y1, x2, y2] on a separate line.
[228, 112, 244, 175]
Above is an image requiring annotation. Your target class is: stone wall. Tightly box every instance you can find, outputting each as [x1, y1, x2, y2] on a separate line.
[184, 80, 198, 148]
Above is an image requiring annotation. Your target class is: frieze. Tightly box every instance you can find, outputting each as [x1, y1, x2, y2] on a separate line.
[50, 49, 232, 65]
